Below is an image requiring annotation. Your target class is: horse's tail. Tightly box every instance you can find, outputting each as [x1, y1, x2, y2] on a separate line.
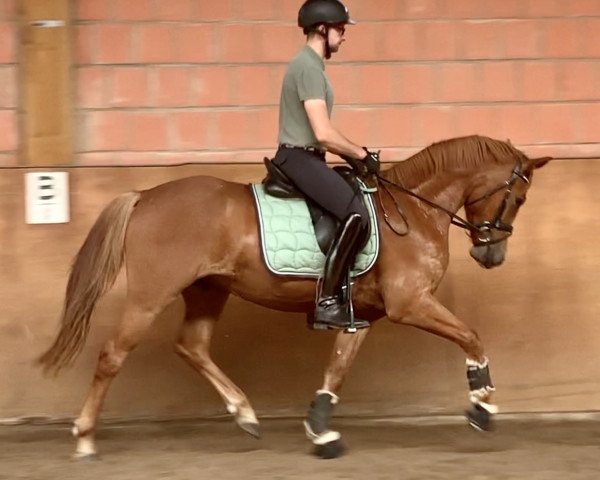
[37, 191, 141, 375]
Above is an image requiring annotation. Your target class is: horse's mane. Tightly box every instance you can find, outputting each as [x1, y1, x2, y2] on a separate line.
[387, 135, 527, 188]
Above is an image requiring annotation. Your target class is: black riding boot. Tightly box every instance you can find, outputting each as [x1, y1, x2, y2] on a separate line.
[314, 213, 369, 330]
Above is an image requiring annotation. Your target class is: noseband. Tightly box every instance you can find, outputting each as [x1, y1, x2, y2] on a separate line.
[375, 158, 530, 246]
[463, 158, 530, 245]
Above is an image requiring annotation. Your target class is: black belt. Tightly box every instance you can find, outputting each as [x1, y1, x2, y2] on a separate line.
[279, 144, 326, 158]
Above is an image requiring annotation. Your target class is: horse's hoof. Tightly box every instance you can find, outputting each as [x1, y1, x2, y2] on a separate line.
[313, 439, 345, 459]
[466, 403, 493, 432]
[238, 421, 261, 439]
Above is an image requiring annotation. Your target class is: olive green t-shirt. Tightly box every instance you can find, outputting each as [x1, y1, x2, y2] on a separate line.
[277, 45, 333, 150]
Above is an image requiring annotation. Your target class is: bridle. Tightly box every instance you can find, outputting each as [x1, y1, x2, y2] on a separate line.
[374, 158, 530, 246]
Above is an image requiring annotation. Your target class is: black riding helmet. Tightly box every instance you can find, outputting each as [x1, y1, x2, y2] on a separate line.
[298, 0, 355, 59]
[298, 0, 356, 29]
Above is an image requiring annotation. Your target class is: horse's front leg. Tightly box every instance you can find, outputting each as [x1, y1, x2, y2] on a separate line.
[304, 328, 370, 459]
[389, 294, 497, 431]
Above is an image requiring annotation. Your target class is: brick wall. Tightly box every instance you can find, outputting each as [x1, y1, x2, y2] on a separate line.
[0, 0, 17, 167]
[73, 0, 600, 166]
[2, 1, 599, 166]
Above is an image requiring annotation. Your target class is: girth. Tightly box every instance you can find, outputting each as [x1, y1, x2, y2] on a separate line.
[261, 157, 369, 254]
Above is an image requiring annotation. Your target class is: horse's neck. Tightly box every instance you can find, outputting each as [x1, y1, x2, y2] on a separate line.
[417, 172, 471, 215]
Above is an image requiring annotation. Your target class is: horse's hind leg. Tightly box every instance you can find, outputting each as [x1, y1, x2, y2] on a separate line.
[175, 282, 260, 438]
[305, 328, 370, 458]
[72, 298, 165, 458]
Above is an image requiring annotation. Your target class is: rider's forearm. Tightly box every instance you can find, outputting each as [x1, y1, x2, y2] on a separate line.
[315, 126, 367, 159]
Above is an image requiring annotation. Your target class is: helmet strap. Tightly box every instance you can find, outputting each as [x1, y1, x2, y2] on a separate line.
[314, 25, 332, 59]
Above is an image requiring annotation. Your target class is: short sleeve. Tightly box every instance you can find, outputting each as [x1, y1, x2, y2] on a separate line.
[296, 67, 327, 102]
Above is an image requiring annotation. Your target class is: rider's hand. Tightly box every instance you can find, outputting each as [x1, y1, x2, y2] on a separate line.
[362, 147, 381, 175]
[340, 153, 367, 175]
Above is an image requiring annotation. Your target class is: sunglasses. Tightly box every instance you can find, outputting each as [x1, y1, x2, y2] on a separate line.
[332, 24, 346, 36]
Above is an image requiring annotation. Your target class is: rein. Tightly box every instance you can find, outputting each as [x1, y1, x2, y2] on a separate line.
[372, 158, 529, 246]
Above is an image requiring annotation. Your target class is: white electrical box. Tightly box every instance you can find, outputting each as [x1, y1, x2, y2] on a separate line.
[25, 172, 70, 224]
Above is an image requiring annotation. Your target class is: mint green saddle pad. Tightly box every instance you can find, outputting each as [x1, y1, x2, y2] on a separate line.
[251, 183, 379, 278]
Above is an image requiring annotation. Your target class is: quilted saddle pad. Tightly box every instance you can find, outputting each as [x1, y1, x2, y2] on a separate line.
[251, 183, 379, 278]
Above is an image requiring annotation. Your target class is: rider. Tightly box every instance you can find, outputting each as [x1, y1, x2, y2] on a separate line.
[272, 0, 381, 330]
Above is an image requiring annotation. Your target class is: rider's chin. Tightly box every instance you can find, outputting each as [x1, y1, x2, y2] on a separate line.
[469, 243, 506, 269]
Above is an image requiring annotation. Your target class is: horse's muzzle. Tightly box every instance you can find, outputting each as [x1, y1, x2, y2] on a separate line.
[469, 241, 507, 269]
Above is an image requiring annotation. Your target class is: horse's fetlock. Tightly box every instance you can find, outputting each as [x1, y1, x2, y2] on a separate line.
[306, 391, 337, 435]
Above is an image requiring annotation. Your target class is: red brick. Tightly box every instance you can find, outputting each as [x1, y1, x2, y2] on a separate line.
[256, 24, 303, 63]
[115, 0, 154, 20]
[557, 61, 600, 101]
[455, 105, 502, 139]
[129, 113, 169, 151]
[333, 108, 375, 145]
[520, 62, 557, 102]
[175, 24, 218, 63]
[215, 110, 255, 148]
[0, 24, 15, 63]
[155, 0, 195, 20]
[198, 0, 235, 21]
[87, 111, 130, 150]
[442, 0, 485, 18]
[137, 25, 176, 64]
[350, 0, 399, 20]
[414, 106, 458, 144]
[191, 67, 233, 107]
[335, 22, 379, 62]
[400, 0, 443, 19]
[254, 108, 279, 147]
[526, 0, 565, 17]
[239, 0, 278, 20]
[436, 62, 479, 103]
[370, 107, 414, 147]
[96, 24, 133, 64]
[77, 67, 109, 108]
[533, 104, 577, 143]
[172, 111, 213, 150]
[379, 22, 419, 61]
[0, 66, 16, 108]
[502, 20, 543, 58]
[233, 65, 279, 106]
[483, 0, 528, 18]
[396, 64, 437, 104]
[582, 19, 600, 57]
[480, 62, 518, 102]
[277, 0, 301, 20]
[0, 110, 17, 151]
[355, 64, 398, 105]
[109, 67, 148, 107]
[74, 25, 95, 65]
[542, 19, 586, 58]
[457, 21, 502, 60]
[417, 21, 460, 61]
[154, 67, 192, 107]
[566, 0, 600, 16]
[326, 64, 359, 104]
[572, 103, 600, 143]
[75, 0, 113, 20]
[497, 104, 538, 144]
[220, 24, 259, 63]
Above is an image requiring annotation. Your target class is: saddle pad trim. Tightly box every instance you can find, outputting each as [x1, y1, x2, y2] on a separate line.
[251, 182, 380, 279]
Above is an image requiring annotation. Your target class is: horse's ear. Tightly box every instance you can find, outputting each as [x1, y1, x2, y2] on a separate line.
[531, 156, 552, 169]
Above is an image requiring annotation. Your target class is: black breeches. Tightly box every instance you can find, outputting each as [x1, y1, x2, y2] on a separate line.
[272, 148, 369, 230]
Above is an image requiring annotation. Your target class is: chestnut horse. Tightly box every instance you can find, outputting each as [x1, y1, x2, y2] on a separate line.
[38, 135, 549, 459]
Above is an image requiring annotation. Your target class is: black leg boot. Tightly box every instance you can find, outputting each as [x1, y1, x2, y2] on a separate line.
[314, 213, 369, 330]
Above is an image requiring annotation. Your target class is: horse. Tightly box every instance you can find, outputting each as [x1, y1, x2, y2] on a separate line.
[38, 135, 550, 459]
